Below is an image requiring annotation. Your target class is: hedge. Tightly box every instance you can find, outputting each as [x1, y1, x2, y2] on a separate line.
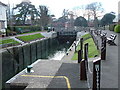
[7, 26, 42, 33]
[114, 24, 120, 33]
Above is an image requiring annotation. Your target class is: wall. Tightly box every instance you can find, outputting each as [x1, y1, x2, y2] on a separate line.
[1, 37, 56, 89]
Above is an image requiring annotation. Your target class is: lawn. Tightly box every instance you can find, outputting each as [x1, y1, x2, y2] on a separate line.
[17, 33, 44, 42]
[82, 33, 91, 40]
[72, 34, 100, 60]
[0, 39, 19, 45]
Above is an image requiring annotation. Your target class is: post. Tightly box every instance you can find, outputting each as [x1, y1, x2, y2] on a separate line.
[80, 38, 83, 51]
[36, 42, 38, 60]
[80, 38, 83, 59]
[93, 59, 101, 90]
[84, 43, 89, 70]
[78, 50, 82, 63]
[80, 43, 88, 80]
[21, 45, 25, 68]
[80, 59, 87, 80]
[29, 43, 32, 64]
[101, 37, 106, 60]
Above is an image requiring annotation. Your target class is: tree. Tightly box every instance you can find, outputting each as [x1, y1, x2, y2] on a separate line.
[13, 1, 38, 25]
[100, 13, 116, 26]
[86, 2, 103, 28]
[74, 16, 88, 27]
[38, 5, 50, 29]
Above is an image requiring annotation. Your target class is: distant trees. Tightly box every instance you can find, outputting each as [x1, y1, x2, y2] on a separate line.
[13, 1, 38, 25]
[85, 2, 103, 28]
[38, 5, 50, 29]
[12, 1, 51, 28]
[100, 12, 116, 26]
[74, 16, 88, 27]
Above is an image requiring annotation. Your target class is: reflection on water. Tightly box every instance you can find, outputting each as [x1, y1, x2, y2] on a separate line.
[45, 39, 72, 60]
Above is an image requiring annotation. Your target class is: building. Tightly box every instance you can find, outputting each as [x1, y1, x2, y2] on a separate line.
[0, 1, 7, 33]
[118, 1, 120, 20]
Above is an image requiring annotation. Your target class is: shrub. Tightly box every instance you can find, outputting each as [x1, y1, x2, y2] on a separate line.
[114, 25, 120, 33]
[109, 24, 116, 31]
[7, 26, 42, 34]
[6, 29, 17, 36]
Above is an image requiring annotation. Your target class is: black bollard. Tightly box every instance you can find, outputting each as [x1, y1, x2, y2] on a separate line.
[78, 50, 82, 63]
[80, 38, 83, 59]
[27, 65, 33, 73]
[101, 37, 106, 60]
[93, 59, 101, 90]
[84, 43, 89, 70]
[80, 59, 87, 80]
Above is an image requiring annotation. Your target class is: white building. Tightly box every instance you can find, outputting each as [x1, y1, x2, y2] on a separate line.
[0, 1, 7, 33]
[118, 1, 120, 20]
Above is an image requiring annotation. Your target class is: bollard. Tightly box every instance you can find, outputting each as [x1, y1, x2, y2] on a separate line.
[93, 59, 101, 90]
[101, 37, 106, 60]
[80, 59, 87, 80]
[84, 43, 89, 70]
[78, 50, 82, 63]
[80, 38, 83, 59]
[80, 38, 83, 51]
[27, 65, 33, 73]
[29, 43, 32, 64]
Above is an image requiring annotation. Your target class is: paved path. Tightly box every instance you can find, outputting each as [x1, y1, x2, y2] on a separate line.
[92, 30, 119, 88]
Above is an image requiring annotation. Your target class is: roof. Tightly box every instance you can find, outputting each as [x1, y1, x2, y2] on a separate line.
[0, 1, 7, 7]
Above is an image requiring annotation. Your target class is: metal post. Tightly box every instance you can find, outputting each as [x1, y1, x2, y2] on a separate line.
[78, 50, 82, 63]
[84, 43, 89, 70]
[93, 59, 101, 90]
[80, 59, 87, 80]
[101, 37, 106, 60]
[80, 38, 83, 51]
[36, 42, 38, 60]
[30, 43, 32, 64]
[21, 45, 25, 68]
[80, 43, 88, 80]
[80, 38, 83, 59]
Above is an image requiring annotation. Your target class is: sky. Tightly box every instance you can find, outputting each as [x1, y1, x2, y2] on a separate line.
[0, 0, 119, 19]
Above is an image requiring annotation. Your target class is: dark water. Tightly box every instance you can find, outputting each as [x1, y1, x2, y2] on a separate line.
[44, 39, 73, 60]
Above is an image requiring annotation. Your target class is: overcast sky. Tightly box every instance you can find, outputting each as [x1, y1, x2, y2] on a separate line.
[0, 0, 119, 18]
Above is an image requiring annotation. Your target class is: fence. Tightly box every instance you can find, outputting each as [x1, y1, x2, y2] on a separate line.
[79, 42, 101, 90]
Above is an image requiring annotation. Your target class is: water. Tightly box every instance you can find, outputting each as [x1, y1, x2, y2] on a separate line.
[46, 40, 73, 60]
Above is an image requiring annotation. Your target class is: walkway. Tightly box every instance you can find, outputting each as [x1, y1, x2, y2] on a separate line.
[92, 29, 118, 88]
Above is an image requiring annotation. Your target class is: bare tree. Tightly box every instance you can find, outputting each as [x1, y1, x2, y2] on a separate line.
[86, 2, 104, 28]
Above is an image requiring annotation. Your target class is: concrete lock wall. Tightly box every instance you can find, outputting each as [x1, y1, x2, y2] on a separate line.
[1, 37, 56, 88]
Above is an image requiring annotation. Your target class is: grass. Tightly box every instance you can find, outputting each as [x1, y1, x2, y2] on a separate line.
[0, 39, 19, 45]
[17, 33, 44, 42]
[19, 30, 46, 35]
[72, 34, 100, 60]
[82, 33, 91, 40]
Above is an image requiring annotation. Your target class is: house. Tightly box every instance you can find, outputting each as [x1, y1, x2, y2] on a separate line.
[118, 1, 120, 21]
[0, 1, 7, 33]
